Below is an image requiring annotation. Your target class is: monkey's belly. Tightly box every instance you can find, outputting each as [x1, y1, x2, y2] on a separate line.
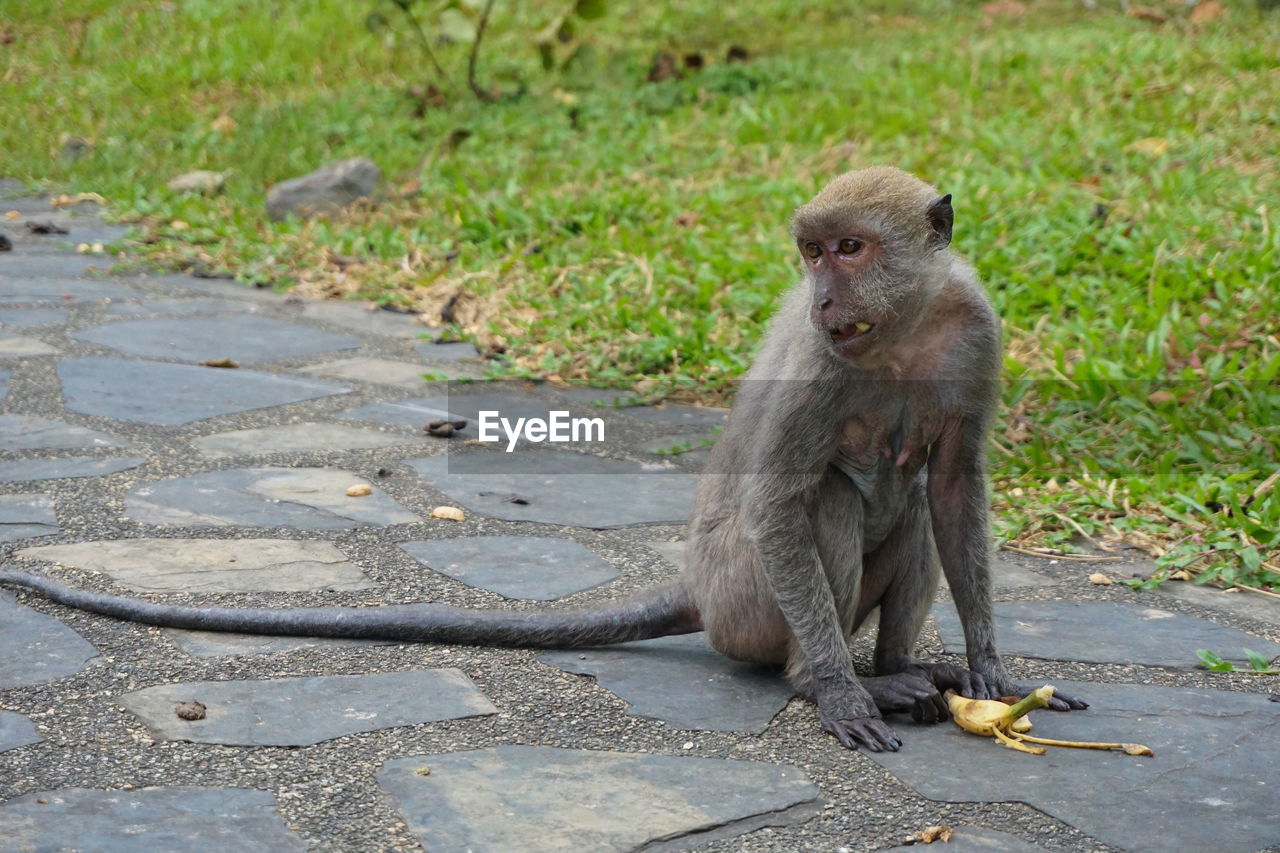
[829, 448, 922, 550]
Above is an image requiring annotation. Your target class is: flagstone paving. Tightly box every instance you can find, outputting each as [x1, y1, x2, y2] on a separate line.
[0, 189, 1277, 853]
[119, 670, 497, 747]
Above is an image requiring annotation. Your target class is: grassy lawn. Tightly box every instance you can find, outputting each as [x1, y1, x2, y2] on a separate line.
[3, 0, 1277, 591]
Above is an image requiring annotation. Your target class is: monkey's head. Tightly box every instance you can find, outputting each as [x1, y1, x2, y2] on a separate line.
[790, 166, 954, 359]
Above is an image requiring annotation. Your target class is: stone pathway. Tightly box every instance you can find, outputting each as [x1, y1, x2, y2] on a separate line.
[0, 187, 1277, 852]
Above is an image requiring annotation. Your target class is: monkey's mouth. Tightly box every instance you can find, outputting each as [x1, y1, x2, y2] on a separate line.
[829, 321, 875, 348]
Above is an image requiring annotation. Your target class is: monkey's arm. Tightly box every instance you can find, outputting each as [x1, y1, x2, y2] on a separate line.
[926, 416, 1087, 711]
[744, 462, 902, 752]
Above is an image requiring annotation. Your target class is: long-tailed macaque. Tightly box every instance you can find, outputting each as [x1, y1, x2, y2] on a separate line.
[1, 167, 1085, 751]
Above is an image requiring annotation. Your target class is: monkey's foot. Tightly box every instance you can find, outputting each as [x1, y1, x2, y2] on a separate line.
[862, 672, 949, 724]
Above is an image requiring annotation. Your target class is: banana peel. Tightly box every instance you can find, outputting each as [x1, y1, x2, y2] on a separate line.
[945, 685, 1154, 757]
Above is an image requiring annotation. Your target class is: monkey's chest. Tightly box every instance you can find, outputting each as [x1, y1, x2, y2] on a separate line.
[831, 413, 933, 546]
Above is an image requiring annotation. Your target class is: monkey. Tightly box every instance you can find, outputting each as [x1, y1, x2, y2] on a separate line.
[0, 166, 1085, 751]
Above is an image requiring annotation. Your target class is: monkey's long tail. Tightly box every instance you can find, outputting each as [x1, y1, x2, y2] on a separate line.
[0, 570, 702, 648]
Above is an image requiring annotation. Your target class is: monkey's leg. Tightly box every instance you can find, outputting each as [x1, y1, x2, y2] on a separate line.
[773, 467, 903, 751]
[857, 487, 993, 722]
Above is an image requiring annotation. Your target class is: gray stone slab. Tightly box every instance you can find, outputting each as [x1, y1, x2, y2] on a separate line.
[0, 710, 42, 753]
[932, 600, 1280, 669]
[339, 396, 467, 430]
[0, 456, 146, 482]
[400, 536, 618, 600]
[552, 385, 638, 407]
[640, 432, 718, 456]
[192, 422, 409, 458]
[19, 539, 370, 593]
[0, 276, 136, 304]
[540, 634, 793, 732]
[621, 404, 729, 428]
[0, 787, 308, 852]
[283, 299, 436, 340]
[0, 254, 109, 279]
[379, 745, 822, 853]
[0, 335, 58, 357]
[0, 414, 128, 451]
[988, 553, 1054, 589]
[868, 681, 1280, 853]
[647, 539, 687, 568]
[890, 826, 1045, 852]
[119, 669, 497, 746]
[300, 356, 436, 388]
[414, 340, 479, 362]
[58, 357, 349, 425]
[73, 314, 360, 365]
[407, 449, 696, 528]
[0, 494, 59, 542]
[0, 307, 68, 327]
[1148, 580, 1280, 628]
[103, 297, 256, 317]
[125, 467, 418, 529]
[165, 628, 393, 658]
[0, 592, 99, 687]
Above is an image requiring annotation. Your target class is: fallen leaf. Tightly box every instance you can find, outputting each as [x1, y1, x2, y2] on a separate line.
[199, 357, 239, 368]
[675, 211, 699, 227]
[50, 192, 106, 207]
[917, 825, 954, 844]
[210, 114, 237, 133]
[1171, 569, 1193, 581]
[346, 484, 373, 497]
[1089, 572, 1114, 585]
[982, 1, 1027, 16]
[170, 220, 189, 231]
[1147, 390, 1175, 404]
[1189, 0, 1227, 22]
[430, 505, 466, 522]
[3, 210, 18, 220]
[1128, 137, 1171, 157]
[1126, 5, 1168, 23]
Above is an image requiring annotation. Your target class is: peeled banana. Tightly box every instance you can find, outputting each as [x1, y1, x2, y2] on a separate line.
[945, 685, 1154, 757]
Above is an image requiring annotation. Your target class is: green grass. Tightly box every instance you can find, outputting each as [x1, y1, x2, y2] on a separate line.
[3, 0, 1277, 588]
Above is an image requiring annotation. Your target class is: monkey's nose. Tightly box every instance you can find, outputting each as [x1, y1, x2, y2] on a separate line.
[818, 297, 832, 310]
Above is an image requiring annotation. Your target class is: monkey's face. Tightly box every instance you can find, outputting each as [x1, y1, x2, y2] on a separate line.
[797, 229, 896, 357]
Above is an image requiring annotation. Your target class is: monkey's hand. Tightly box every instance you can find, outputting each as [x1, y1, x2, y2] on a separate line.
[814, 681, 903, 752]
[898, 661, 993, 705]
[862, 672, 950, 724]
[972, 658, 1089, 711]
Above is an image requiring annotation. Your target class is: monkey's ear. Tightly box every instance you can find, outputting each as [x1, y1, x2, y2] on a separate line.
[926, 194, 953, 249]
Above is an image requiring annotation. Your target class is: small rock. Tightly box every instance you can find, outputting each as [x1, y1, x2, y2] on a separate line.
[1089, 572, 1114, 585]
[266, 158, 381, 221]
[168, 170, 226, 194]
[425, 418, 468, 438]
[174, 700, 206, 721]
[24, 221, 68, 235]
[346, 484, 373, 497]
[430, 506, 466, 522]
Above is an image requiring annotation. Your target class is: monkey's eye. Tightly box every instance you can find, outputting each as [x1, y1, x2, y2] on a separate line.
[803, 242, 822, 259]
[838, 238, 864, 255]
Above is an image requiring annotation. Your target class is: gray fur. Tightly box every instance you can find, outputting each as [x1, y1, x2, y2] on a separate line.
[0, 167, 1085, 751]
